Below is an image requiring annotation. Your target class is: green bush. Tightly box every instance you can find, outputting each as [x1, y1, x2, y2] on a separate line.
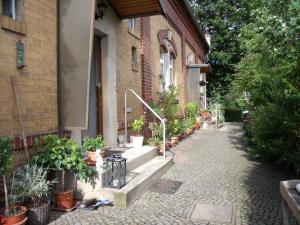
[249, 95, 300, 172]
[34, 135, 95, 181]
[224, 109, 242, 122]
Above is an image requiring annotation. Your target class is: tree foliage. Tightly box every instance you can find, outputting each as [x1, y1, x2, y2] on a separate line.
[189, 0, 251, 98]
[230, 0, 300, 172]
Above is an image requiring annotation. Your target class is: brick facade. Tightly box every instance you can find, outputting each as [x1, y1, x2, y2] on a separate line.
[0, 0, 58, 146]
[116, 18, 143, 131]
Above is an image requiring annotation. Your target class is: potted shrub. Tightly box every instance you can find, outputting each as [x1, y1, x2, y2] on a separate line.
[14, 164, 56, 225]
[131, 116, 145, 148]
[147, 137, 160, 147]
[169, 119, 180, 146]
[0, 137, 27, 225]
[82, 135, 105, 163]
[34, 135, 95, 210]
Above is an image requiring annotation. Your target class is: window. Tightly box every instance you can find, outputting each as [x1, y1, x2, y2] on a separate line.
[131, 47, 137, 65]
[128, 18, 136, 31]
[160, 47, 175, 92]
[2, 0, 16, 19]
[131, 46, 138, 71]
[2, 0, 23, 20]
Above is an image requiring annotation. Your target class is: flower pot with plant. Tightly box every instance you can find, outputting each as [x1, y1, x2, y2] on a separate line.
[82, 135, 105, 163]
[14, 164, 56, 225]
[0, 137, 27, 225]
[131, 116, 145, 149]
[169, 119, 180, 146]
[34, 135, 95, 210]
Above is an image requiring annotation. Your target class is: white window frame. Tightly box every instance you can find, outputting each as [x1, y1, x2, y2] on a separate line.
[128, 18, 136, 31]
[160, 47, 175, 92]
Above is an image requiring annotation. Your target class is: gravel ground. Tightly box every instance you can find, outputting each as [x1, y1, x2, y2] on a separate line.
[49, 123, 298, 225]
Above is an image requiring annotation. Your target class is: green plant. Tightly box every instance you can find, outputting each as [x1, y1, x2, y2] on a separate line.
[131, 116, 145, 135]
[34, 135, 95, 191]
[148, 122, 163, 141]
[0, 137, 14, 215]
[147, 137, 161, 146]
[158, 85, 179, 121]
[168, 119, 181, 137]
[185, 102, 198, 121]
[182, 118, 194, 130]
[14, 164, 56, 208]
[82, 135, 104, 152]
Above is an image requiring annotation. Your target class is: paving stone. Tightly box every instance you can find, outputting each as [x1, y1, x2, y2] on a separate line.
[49, 123, 298, 225]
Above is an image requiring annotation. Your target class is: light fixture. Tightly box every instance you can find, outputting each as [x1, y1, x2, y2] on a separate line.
[95, 0, 108, 20]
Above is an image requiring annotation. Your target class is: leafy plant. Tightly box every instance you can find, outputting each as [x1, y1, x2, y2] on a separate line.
[131, 116, 145, 135]
[0, 137, 14, 215]
[14, 164, 56, 208]
[82, 135, 104, 152]
[158, 85, 179, 121]
[34, 135, 95, 191]
[185, 102, 198, 121]
[148, 122, 163, 141]
[168, 119, 181, 137]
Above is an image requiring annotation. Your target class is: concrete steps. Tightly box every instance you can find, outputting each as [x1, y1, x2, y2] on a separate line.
[112, 155, 174, 208]
[74, 145, 174, 207]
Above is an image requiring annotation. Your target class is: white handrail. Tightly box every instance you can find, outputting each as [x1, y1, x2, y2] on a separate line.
[125, 89, 166, 159]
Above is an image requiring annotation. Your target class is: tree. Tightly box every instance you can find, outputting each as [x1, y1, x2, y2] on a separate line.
[230, 0, 300, 172]
[189, 0, 251, 99]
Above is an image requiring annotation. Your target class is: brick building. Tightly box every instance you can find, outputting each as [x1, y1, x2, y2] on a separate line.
[0, 0, 210, 155]
[59, 0, 210, 147]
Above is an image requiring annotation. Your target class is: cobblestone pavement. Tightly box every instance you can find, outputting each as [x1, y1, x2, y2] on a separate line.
[49, 123, 298, 225]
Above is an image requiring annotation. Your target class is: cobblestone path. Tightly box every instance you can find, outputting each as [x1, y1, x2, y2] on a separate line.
[49, 123, 298, 225]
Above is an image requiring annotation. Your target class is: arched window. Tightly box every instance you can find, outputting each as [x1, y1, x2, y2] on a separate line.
[160, 46, 175, 92]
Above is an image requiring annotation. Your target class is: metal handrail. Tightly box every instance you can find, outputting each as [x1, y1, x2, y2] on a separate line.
[125, 89, 166, 159]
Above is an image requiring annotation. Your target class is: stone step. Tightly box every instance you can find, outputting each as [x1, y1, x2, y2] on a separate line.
[123, 145, 159, 172]
[112, 155, 174, 209]
[74, 145, 159, 199]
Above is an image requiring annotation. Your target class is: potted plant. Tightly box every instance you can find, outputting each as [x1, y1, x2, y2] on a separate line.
[131, 116, 145, 148]
[34, 135, 95, 210]
[14, 164, 56, 225]
[147, 137, 160, 147]
[0, 137, 27, 225]
[169, 119, 180, 146]
[82, 135, 105, 163]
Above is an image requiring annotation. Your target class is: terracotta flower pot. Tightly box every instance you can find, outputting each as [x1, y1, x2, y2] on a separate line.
[194, 122, 201, 130]
[170, 137, 177, 147]
[87, 150, 96, 162]
[0, 206, 27, 225]
[159, 142, 169, 153]
[27, 200, 50, 225]
[182, 131, 188, 138]
[54, 189, 73, 210]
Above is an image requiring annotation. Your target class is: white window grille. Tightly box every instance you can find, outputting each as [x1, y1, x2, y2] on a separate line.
[128, 18, 136, 31]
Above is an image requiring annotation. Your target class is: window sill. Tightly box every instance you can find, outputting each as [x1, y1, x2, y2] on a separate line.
[1, 15, 27, 35]
[128, 28, 140, 40]
[132, 63, 139, 72]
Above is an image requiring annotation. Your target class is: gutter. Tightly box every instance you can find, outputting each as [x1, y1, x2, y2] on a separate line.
[181, 0, 210, 53]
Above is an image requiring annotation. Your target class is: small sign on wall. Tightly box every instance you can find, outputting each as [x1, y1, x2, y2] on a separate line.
[16, 40, 25, 68]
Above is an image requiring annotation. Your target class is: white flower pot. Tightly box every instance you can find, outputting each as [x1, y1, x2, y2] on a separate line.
[132, 136, 144, 149]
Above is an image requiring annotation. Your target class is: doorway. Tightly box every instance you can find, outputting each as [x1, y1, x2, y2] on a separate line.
[87, 36, 103, 137]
